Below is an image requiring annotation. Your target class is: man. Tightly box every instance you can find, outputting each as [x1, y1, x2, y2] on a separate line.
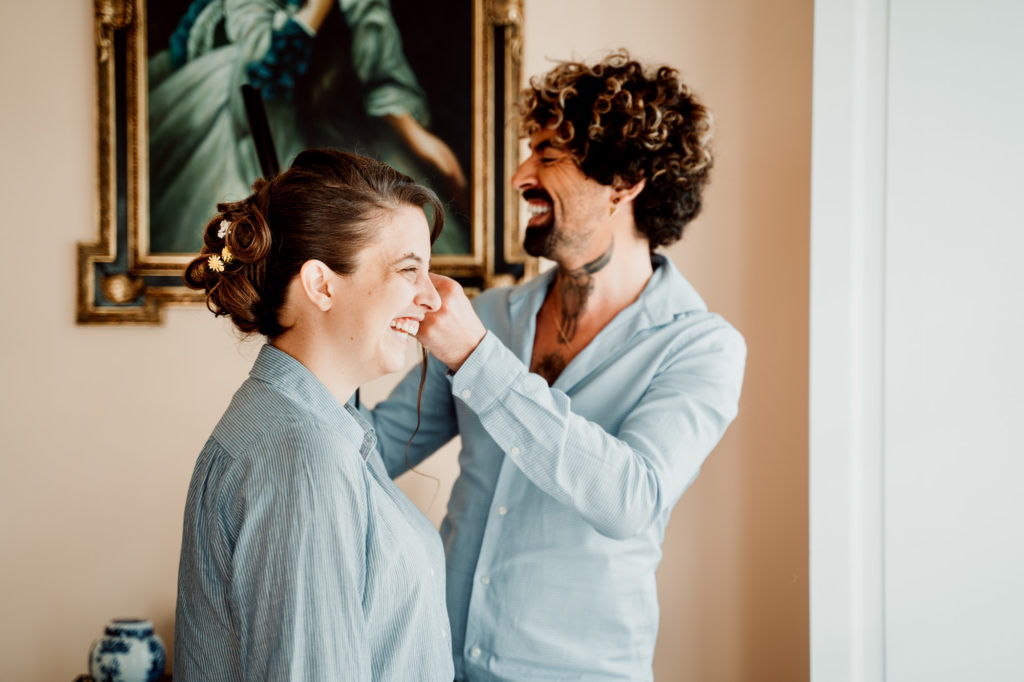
[368, 50, 746, 681]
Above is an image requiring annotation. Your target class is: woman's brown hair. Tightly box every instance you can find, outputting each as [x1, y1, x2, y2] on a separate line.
[184, 148, 444, 337]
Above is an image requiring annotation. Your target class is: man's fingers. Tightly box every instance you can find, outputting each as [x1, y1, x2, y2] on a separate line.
[429, 272, 455, 288]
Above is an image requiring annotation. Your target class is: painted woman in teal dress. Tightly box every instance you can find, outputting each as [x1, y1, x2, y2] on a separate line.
[148, 0, 469, 254]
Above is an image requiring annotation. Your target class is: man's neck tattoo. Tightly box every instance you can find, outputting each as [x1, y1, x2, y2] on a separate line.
[555, 241, 613, 342]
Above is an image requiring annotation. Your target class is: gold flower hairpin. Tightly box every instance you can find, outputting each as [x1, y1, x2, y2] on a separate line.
[207, 247, 235, 273]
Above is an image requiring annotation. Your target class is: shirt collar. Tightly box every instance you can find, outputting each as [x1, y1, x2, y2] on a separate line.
[248, 344, 377, 459]
[639, 253, 707, 325]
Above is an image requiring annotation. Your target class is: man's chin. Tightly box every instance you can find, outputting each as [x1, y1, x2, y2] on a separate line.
[523, 224, 553, 258]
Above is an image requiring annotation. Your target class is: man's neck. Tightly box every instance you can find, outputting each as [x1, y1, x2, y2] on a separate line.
[551, 230, 653, 326]
[530, 229, 653, 384]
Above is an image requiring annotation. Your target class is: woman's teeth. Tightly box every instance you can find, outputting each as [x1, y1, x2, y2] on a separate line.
[390, 318, 419, 336]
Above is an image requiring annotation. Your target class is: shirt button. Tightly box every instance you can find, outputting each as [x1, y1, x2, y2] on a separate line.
[510, 446, 520, 455]
[497, 506, 508, 516]
[470, 646, 482, 659]
[461, 388, 472, 399]
[480, 575, 490, 586]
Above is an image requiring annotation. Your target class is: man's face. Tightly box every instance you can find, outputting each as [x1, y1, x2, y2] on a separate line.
[511, 126, 614, 261]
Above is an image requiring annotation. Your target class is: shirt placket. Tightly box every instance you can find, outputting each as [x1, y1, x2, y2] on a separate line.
[460, 442, 521, 674]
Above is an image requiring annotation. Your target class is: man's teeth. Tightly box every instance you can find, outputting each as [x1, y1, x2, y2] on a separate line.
[390, 319, 419, 335]
[528, 203, 551, 217]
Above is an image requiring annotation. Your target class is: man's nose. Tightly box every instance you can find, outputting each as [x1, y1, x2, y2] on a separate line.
[511, 154, 537, 191]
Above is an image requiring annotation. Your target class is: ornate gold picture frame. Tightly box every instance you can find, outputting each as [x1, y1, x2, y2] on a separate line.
[79, 0, 530, 324]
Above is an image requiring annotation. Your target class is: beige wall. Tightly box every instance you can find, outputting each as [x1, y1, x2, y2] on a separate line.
[0, 1, 810, 679]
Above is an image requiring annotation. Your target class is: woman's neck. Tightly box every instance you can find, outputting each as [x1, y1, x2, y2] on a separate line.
[271, 329, 358, 406]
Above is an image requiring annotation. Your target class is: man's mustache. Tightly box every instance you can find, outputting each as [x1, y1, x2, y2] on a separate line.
[522, 189, 552, 203]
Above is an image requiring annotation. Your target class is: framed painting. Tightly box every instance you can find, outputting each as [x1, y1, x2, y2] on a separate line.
[79, 0, 532, 324]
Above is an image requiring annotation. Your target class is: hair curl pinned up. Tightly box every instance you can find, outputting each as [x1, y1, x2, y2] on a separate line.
[519, 50, 713, 248]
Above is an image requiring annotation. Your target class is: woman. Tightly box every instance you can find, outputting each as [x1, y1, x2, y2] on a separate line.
[174, 148, 453, 680]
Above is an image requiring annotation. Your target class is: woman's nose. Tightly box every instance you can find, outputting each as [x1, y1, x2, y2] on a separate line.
[416, 272, 442, 312]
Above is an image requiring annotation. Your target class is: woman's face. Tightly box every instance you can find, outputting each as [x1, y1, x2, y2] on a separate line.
[331, 205, 441, 381]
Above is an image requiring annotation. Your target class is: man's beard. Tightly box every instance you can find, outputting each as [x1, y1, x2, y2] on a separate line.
[523, 224, 555, 258]
[522, 188, 558, 258]
[524, 220, 591, 261]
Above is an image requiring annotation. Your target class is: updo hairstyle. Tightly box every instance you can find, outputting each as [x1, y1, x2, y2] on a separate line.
[184, 148, 443, 337]
[519, 50, 714, 248]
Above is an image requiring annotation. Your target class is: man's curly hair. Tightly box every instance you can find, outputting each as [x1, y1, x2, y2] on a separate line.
[519, 50, 713, 248]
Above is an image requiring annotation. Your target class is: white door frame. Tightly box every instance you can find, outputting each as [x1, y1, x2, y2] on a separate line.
[809, 0, 889, 679]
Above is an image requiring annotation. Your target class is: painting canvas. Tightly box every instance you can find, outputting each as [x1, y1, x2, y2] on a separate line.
[145, 0, 472, 256]
[79, 0, 528, 324]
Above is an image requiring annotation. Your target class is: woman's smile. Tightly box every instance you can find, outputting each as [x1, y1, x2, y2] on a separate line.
[390, 317, 421, 339]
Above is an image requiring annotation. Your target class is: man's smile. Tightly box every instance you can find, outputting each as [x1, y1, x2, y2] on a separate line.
[523, 189, 554, 227]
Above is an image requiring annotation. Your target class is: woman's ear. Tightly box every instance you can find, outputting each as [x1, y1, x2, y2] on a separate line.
[297, 260, 336, 312]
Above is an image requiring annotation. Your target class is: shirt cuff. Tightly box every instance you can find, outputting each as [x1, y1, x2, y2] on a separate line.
[450, 331, 524, 414]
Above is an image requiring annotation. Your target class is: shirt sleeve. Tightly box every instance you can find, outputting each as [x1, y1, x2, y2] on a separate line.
[364, 353, 459, 479]
[222, 421, 372, 680]
[451, 326, 747, 540]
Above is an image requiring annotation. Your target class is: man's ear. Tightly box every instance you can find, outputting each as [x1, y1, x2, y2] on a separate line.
[298, 260, 336, 312]
[612, 177, 647, 205]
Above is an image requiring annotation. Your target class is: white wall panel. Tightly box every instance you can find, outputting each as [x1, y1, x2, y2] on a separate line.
[813, 1, 1024, 680]
[884, 1, 1024, 679]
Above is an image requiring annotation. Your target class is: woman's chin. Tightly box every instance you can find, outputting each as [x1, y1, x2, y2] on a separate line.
[377, 333, 414, 374]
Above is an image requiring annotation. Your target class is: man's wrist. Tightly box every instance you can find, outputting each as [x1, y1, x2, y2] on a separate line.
[444, 329, 486, 374]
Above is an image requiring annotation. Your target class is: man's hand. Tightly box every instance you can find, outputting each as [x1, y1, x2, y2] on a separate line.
[417, 274, 486, 372]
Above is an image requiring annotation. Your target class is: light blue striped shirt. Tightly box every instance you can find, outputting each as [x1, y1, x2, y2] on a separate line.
[175, 345, 453, 681]
[368, 255, 746, 681]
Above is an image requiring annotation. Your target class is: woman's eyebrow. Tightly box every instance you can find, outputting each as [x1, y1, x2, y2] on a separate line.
[389, 252, 424, 267]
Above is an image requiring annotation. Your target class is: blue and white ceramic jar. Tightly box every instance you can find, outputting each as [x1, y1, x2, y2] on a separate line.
[88, 619, 166, 682]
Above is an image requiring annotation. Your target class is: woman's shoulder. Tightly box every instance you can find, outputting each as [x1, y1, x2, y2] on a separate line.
[196, 418, 371, 550]
[211, 378, 302, 447]
[212, 415, 370, 518]
[213, 380, 368, 476]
